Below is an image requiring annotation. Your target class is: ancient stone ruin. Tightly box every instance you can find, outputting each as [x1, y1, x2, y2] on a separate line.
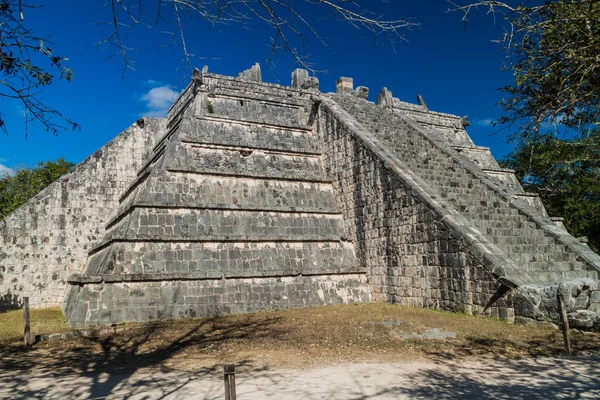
[1, 65, 600, 329]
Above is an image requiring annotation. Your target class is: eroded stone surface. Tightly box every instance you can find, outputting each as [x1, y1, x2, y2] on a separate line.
[2, 64, 600, 328]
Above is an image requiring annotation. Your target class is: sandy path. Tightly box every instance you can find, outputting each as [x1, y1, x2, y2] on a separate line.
[1, 354, 599, 399]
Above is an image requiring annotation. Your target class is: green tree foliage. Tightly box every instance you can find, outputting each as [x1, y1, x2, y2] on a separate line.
[452, 1, 600, 253]
[498, 0, 600, 143]
[500, 131, 600, 251]
[451, 0, 600, 143]
[0, 158, 74, 219]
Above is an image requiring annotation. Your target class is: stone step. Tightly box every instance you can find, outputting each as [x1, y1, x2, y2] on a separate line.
[475, 219, 537, 229]
[490, 235, 555, 246]
[455, 205, 521, 216]
[204, 73, 308, 102]
[494, 243, 565, 255]
[181, 117, 320, 155]
[85, 240, 359, 278]
[412, 158, 463, 168]
[511, 251, 580, 263]
[528, 270, 598, 285]
[103, 208, 347, 244]
[440, 189, 498, 199]
[525, 261, 586, 272]
[449, 198, 514, 209]
[206, 96, 307, 129]
[209, 87, 309, 108]
[129, 173, 339, 214]
[479, 226, 548, 237]
[166, 144, 330, 183]
[443, 189, 503, 199]
[462, 213, 529, 225]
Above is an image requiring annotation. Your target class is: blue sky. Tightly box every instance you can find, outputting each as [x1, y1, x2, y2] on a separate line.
[0, 0, 517, 175]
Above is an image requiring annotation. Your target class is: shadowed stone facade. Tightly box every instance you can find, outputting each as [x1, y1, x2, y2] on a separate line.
[2, 64, 600, 329]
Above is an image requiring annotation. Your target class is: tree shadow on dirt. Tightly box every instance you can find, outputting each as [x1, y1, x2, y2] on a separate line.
[383, 334, 600, 400]
[0, 315, 283, 399]
[390, 353, 600, 399]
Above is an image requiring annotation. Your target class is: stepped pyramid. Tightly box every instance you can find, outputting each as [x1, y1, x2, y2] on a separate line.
[62, 68, 370, 326]
[2, 64, 599, 329]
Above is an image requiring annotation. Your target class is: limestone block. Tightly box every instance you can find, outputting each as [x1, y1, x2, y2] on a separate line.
[237, 63, 262, 82]
[336, 77, 353, 94]
[291, 69, 319, 91]
[376, 87, 393, 108]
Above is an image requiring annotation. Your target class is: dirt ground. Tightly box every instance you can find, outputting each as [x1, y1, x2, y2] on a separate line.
[1, 355, 599, 399]
[1, 304, 600, 399]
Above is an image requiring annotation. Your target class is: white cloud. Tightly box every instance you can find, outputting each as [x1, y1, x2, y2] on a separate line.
[139, 84, 179, 118]
[472, 118, 495, 127]
[0, 163, 15, 177]
[143, 79, 162, 86]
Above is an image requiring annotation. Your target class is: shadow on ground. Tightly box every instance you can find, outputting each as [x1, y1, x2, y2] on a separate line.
[392, 354, 600, 399]
[2, 319, 600, 399]
[0, 316, 282, 399]
[230, 353, 600, 400]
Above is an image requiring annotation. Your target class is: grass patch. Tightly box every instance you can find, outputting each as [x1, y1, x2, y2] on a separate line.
[0, 307, 70, 341]
[1, 303, 599, 372]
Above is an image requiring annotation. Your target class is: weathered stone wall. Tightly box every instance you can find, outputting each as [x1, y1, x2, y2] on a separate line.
[317, 102, 513, 319]
[0, 119, 164, 310]
[62, 72, 371, 327]
[65, 274, 370, 327]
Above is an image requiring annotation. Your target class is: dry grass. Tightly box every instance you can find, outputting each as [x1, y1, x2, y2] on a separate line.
[0, 307, 70, 341]
[2, 303, 600, 373]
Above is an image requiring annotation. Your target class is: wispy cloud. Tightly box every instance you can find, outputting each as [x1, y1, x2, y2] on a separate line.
[472, 118, 495, 127]
[139, 83, 179, 118]
[143, 79, 162, 86]
[0, 163, 15, 177]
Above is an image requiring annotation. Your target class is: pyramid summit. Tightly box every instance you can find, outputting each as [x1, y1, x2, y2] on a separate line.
[2, 64, 600, 329]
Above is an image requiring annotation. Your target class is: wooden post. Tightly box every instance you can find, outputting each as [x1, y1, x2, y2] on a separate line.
[556, 293, 572, 355]
[224, 364, 236, 400]
[23, 296, 31, 347]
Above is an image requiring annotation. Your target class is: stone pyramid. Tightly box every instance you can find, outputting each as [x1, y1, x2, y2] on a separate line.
[62, 69, 370, 326]
[2, 63, 599, 330]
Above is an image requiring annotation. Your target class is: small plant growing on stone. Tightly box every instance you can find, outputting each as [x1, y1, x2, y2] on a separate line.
[207, 101, 214, 114]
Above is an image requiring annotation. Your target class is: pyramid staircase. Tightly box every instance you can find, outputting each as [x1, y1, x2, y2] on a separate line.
[330, 91, 600, 324]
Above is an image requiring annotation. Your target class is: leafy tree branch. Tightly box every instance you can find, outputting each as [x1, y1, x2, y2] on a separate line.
[449, 0, 600, 144]
[0, 0, 79, 136]
[1, 0, 417, 136]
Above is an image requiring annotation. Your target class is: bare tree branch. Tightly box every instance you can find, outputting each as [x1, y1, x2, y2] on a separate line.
[104, 0, 419, 74]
